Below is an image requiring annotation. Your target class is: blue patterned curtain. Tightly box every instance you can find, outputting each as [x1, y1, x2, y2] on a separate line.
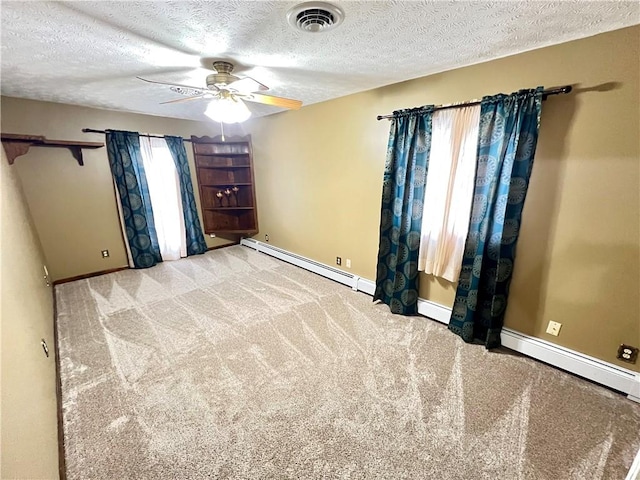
[374, 109, 434, 314]
[164, 136, 208, 256]
[106, 131, 162, 268]
[449, 88, 544, 348]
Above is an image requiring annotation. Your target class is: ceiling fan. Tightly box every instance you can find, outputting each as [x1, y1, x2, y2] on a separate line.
[138, 61, 302, 122]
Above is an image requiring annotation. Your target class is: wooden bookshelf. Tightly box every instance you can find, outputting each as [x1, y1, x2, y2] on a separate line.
[191, 135, 258, 235]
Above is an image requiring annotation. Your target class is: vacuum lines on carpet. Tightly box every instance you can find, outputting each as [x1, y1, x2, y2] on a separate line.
[56, 245, 640, 479]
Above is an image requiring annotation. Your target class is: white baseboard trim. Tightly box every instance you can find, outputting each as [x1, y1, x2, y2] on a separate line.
[240, 238, 640, 402]
[356, 277, 376, 296]
[626, 446, 640, 480]
[500, 329, 639, 399]
[417, 298, 453, 324]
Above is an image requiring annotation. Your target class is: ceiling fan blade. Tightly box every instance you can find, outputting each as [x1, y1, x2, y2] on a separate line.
[244, 93, 302, 110]
[159, 94, 209, 105]
[136, 76, 211, 94]
[227, 76, 269, 93]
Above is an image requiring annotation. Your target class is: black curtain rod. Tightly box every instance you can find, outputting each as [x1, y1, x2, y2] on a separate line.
[376, 85, 572, 121]
[82, 128, 193, 142]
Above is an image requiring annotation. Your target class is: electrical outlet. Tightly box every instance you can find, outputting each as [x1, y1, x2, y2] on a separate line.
[617, 344, 638, 364]
[346, 259, 351, 268]
[336, 256, 341, 266]
[209, 233, 216, 238]
[546, 320, 562, 336]
[265, 234, 269, 242]
[101, 249, 110, 258]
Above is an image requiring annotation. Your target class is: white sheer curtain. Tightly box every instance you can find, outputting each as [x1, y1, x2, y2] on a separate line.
[418, 104, 481, 282]
[139, 137, 186, 261]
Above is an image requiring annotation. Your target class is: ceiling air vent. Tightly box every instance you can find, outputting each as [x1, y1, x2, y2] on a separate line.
[287, 2, 345, 33]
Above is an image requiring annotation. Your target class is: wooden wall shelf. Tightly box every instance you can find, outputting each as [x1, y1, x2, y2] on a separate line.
[1, 133, 104, 166]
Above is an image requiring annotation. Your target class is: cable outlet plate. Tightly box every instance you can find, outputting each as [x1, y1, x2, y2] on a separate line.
[546, 320, 562, 336]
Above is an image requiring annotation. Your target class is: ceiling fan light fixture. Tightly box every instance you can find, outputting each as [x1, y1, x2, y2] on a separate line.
[204, 97, 251, 124]
[287, 2, 345, 33]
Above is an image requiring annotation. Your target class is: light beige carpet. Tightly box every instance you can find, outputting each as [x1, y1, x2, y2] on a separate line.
[56, 245, 640, 479]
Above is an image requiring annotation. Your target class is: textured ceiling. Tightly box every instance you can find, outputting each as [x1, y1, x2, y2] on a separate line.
[1, 1, 638, 122]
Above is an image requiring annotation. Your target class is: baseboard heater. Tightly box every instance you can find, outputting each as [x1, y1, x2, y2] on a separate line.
[241, 237, 372, 293]
[240, 238, 640, 402]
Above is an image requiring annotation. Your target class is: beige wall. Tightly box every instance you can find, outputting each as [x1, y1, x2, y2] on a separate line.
[1, 149, 59, 478]
[0, 99, 244, 281]
[249, 26, 640, 372]
[1, 27, 637, 373]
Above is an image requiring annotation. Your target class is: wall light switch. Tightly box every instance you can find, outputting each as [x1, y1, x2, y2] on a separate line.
[546, 320, 562, 336]
[41, 339, 49, 358]
[43, 265, 50, 287]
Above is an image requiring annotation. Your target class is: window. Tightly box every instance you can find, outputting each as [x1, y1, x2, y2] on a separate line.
[139, 137, 186, 261]
[418, 104, 480, 282]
